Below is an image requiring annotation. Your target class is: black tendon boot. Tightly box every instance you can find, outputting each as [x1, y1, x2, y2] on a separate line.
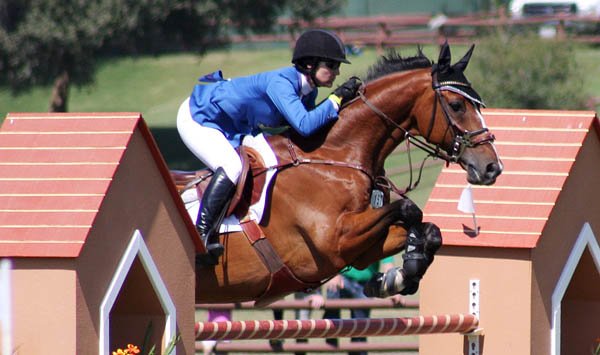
[196, 167, 235, 259]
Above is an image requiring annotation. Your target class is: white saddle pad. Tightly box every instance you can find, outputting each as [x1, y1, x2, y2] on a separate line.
[181, 133, 278, 233]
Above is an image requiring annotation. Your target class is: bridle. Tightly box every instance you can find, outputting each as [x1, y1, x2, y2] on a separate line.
[358, 72, 495, 165]
[273, 70, 496, 197]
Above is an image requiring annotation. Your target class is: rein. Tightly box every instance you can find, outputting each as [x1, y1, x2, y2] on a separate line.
[281, 138, 377, 182]
[253, 135, 410, 197]
[258, 71, 495, 199]
[354, 73, 495, 193]
[358, 80, 493, 165]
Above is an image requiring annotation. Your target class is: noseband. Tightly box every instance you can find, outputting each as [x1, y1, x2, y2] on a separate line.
[428, 72, 495, 162]
[357, 73, 495, 164]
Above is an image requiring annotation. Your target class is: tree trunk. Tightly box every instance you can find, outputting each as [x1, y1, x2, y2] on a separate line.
[49, 71, 70, 112]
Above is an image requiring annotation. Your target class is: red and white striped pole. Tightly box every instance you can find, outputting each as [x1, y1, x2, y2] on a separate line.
[195, 314, 479, 341]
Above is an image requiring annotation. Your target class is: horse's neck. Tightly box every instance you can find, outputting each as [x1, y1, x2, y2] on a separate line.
[326, 70, 430, 171]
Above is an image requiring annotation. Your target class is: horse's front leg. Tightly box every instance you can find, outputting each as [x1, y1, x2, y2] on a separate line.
[350, 223, 409, 270]
[336, 197, 422, 262]
[363, 222, 442, 297]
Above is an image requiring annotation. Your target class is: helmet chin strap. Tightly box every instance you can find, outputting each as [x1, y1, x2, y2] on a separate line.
[296, 60, 323, 88]
[309, 70, 321, 87]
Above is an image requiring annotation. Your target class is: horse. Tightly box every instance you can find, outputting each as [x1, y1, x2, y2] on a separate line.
[174, 42, 503, 305]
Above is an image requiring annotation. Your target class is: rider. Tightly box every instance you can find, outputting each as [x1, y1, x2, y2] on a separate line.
[177, 29, 362, 259]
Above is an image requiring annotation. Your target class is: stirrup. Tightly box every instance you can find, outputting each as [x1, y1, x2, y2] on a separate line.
[206, 241, 224, 257]
[196, 230, 223, 266]
[197, 226, 224, 256]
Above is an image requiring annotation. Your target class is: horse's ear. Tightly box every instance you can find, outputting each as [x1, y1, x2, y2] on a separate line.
[437, 40, 451, 72]
[453, 44, 475, 72]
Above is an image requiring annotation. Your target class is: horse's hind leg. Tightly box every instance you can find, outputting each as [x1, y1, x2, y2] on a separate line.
[363, 222, 442, 297]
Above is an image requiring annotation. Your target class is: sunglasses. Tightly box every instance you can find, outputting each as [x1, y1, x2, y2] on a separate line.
[320, 60, 341, 70]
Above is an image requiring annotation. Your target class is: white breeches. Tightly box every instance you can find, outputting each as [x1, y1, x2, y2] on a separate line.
[177, 98, 242, 183]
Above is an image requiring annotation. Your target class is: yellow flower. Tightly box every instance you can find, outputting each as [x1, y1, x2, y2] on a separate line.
[112, 344, 140, 355]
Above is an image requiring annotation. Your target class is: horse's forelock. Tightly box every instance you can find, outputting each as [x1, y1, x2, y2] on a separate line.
[365, 48, 433, 83]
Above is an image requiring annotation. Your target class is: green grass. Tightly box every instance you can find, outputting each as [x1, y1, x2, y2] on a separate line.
[5, 44, 596, 354]
[2, 43, 598, 130]
[0, 45, 444, 125]
[2, 43, 599, 124]
[0, 45, 447, 170]
[577, 45, 600, 103]
[0, 44, 446, 203]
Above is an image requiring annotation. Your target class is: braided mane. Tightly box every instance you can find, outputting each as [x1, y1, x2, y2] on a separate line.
[365, 48, 433, 83]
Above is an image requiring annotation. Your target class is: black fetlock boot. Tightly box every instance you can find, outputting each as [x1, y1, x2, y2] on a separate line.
[399, 225, 430, 295]
[196, 167, 235, 259]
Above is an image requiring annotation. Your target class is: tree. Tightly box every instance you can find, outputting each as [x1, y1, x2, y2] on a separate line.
[0, 0, 161, 112]
[0, 0, 345, 112]
[287, 0, 346, 24]
[469, 31, 587, 110]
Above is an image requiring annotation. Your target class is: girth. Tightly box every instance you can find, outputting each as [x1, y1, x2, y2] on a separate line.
[172, 146, 319, 304]
[239, 219, 321, 306]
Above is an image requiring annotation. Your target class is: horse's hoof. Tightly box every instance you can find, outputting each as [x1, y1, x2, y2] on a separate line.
[363, 272, 384, 297]
[399, 276, 420, 295]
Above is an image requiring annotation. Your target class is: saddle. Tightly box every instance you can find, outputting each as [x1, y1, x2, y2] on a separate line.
[171, 146, 320, 305]
[171, 145, 268, 219]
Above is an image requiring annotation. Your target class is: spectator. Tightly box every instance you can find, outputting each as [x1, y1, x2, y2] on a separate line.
[323, 257, 398, 355]
[201, 309, 231, 355]
[271, 291, 325, 355]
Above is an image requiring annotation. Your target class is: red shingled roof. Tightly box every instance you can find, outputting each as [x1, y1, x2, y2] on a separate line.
[0, 112, 199, 258]
[423, 108, 599, 249]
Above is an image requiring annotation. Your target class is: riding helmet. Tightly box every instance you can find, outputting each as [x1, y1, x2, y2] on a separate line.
[292, 29, 350, 65]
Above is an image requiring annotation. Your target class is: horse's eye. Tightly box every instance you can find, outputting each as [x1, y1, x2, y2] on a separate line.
[449, 101, 464, 112]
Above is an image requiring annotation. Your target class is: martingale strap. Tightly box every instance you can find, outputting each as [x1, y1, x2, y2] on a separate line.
[240, 219, 321, 306]
[285, 137, 375, 179]
[261, 137, 376, 184]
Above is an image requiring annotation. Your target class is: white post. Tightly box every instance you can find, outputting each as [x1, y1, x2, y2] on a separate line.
[0, 259, 13, 355]
[467, 279, 481, 355]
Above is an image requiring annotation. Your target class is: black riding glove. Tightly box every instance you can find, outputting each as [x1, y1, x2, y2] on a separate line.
[329, 76, 362, 107]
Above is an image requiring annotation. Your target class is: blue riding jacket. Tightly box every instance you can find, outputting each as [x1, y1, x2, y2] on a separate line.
[188, 66, 339, 147]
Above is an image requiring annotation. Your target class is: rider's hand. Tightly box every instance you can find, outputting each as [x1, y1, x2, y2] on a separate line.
[329, 76, 362, 107]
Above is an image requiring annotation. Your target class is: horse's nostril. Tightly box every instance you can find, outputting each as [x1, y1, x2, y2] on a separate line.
[486, 162, 502, 178]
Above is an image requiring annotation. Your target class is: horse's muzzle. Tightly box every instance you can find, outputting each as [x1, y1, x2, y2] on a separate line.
[466, 161, 502, 185]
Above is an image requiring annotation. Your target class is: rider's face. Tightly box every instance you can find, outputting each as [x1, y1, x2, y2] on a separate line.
[313, 61, 340, 88]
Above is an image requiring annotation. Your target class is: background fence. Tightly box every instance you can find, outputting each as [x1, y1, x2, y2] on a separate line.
[231, 12, 600, 50]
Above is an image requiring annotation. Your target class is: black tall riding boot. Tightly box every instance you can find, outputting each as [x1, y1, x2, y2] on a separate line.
[196, 167, 235, 258]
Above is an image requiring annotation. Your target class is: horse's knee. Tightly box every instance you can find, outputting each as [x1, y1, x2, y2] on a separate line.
[422, 222, 442, 263]
[397, 198, 423, 225]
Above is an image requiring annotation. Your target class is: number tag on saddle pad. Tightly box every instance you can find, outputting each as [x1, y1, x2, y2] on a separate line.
[370, 189, 385, 208]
